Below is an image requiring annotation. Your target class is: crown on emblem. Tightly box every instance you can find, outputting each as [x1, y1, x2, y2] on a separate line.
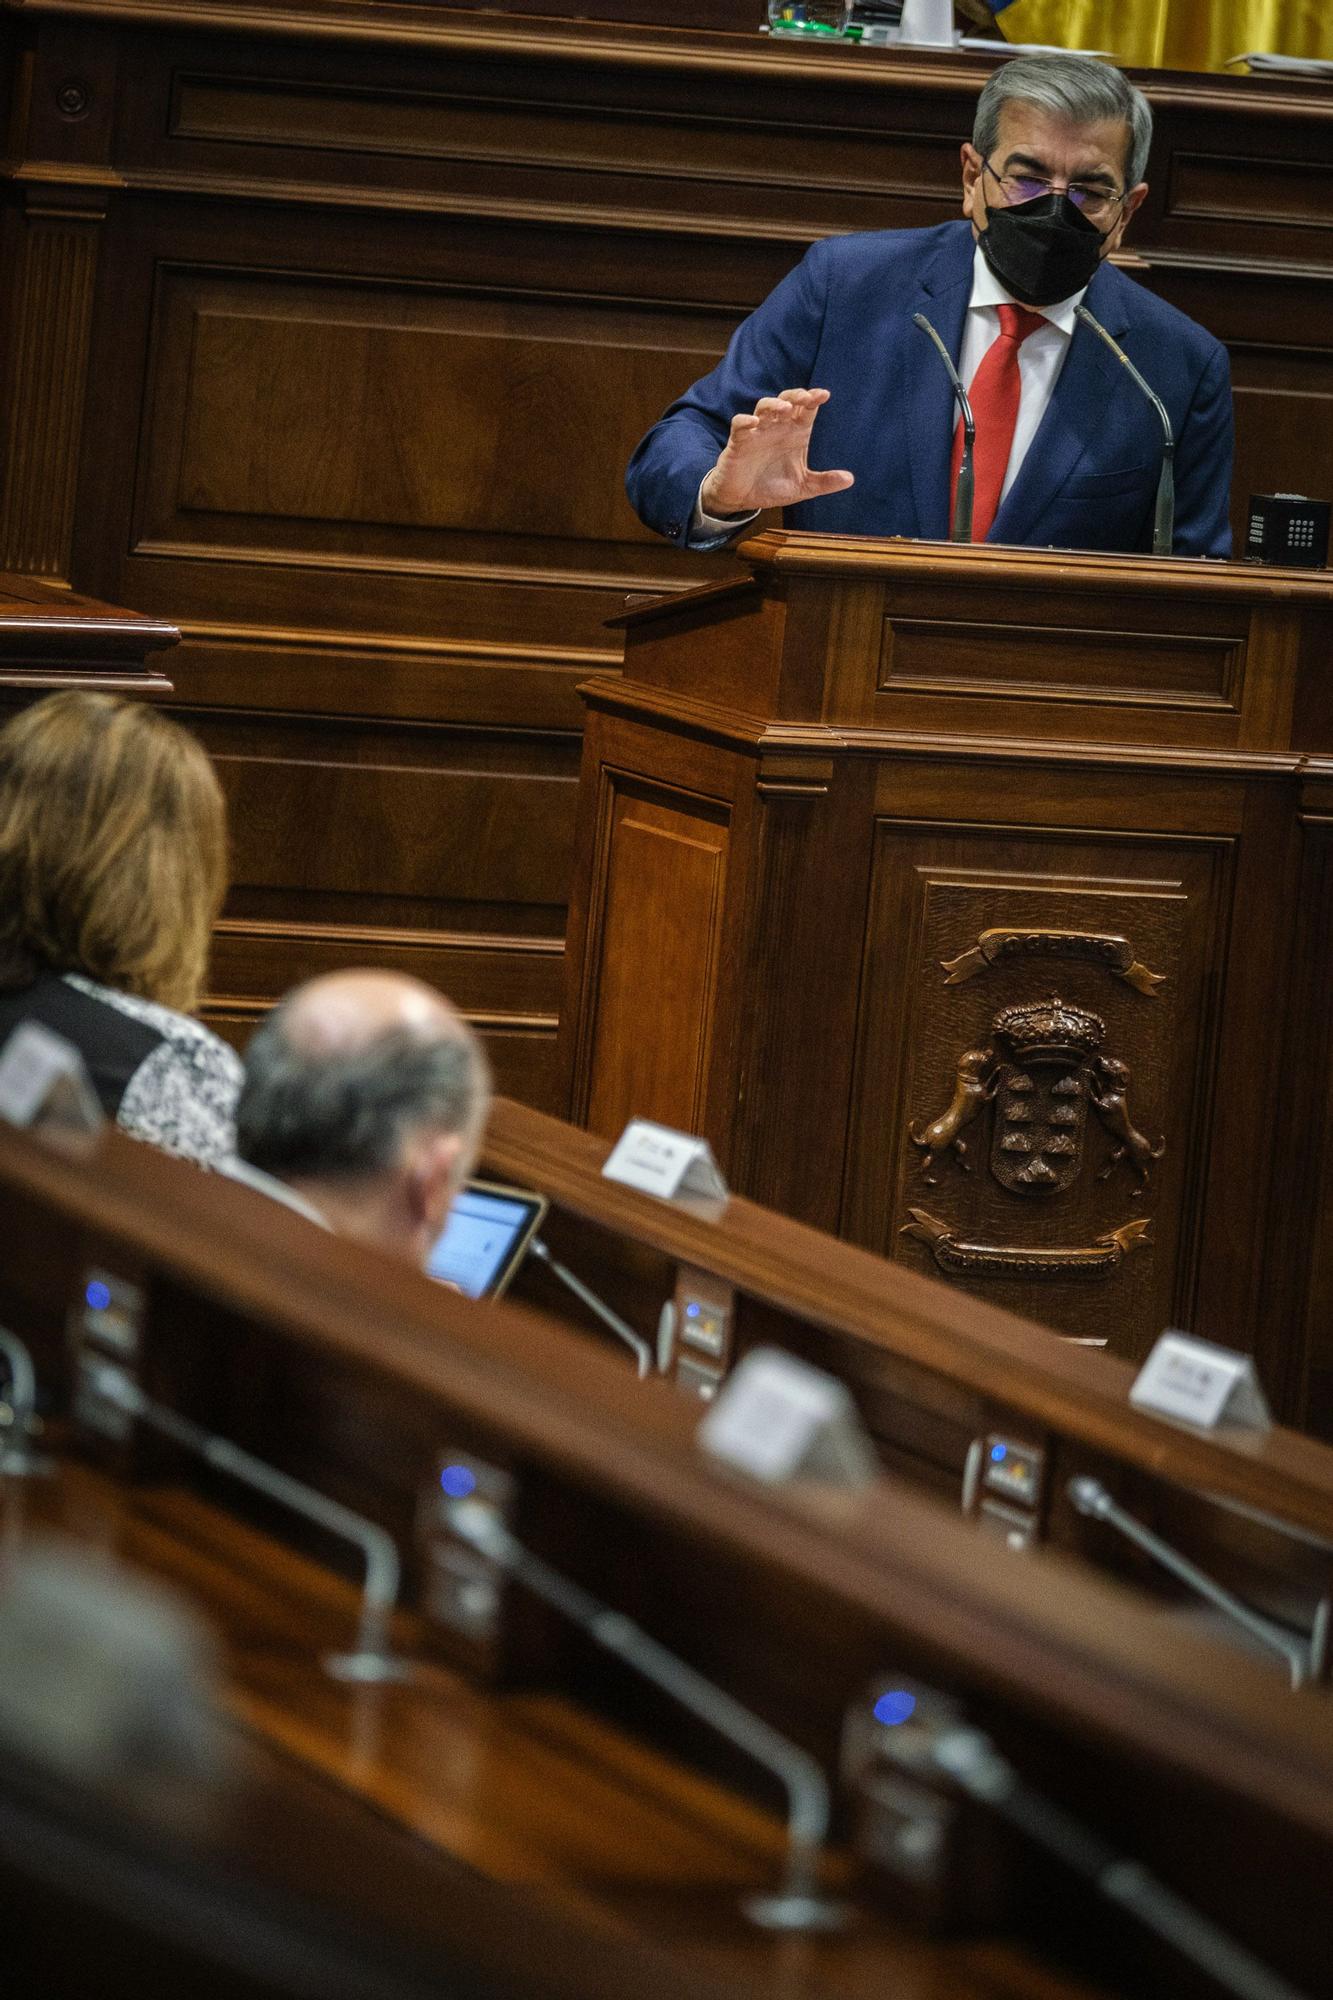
[993, 994, 1105, 1063]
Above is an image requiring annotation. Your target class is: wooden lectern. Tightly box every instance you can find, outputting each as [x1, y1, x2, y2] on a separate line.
[559, 532, 1333, 1422]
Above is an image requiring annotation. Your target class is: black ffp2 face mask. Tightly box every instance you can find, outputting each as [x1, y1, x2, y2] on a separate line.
[978, 191, 1109, 307]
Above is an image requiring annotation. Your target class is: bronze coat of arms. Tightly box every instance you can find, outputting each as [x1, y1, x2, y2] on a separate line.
[905, 991, 1164, 1282]
[989, 996, 1104, 1196]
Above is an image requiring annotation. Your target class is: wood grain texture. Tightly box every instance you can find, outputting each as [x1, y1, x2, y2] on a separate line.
[0, 1112, 1331, 2000]
[480, 1094, 1333, 1555]
[848, 818, 1227, 1356]
[3, 5, 1333, 1128]
[564, 540, 1333, 1420]
[583, 782, 730, 1140]
[0, 572, 178, 711]
[0, 199, 105, 578]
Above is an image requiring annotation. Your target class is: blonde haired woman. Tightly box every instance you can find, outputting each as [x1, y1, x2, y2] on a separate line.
[0, 690, 241, 1166]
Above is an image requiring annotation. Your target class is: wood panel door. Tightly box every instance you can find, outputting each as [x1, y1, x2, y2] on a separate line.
[842, 775, 1240, 1362]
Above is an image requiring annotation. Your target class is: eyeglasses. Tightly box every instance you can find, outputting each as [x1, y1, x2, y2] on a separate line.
[982, 156, 1125, 226]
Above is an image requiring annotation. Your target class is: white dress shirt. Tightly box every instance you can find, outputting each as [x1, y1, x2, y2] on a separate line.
[960, 247, 1086, 506]
[692, 245, 1088, 540]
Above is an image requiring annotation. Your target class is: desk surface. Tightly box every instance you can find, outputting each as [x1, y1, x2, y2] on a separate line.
[482, 1097, 1333, 1548]
[5, 1453, 1110, 2000]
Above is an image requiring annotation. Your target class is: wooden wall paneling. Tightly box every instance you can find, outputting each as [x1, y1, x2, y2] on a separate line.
[62, 181, 750, 1101]
[1143, 259, 1333, 556]
[843, 765, 1240, 1364]
[0, 182, 108, 580]
[0, 19, 127, 580]
[8, 6, 1333, 1132]
[110, 217, 735, 602]
[1227, 779, 1333, 1430]
[190, 706, 579, 1103]
[1187, 776, 1307, 1388]
[582, 780, 731, 1141]
[568, 709, 748, 1145]
[1135, 78, 1333, 547]
[723, 753, 878, 1231]
[118, 24, 974, 245]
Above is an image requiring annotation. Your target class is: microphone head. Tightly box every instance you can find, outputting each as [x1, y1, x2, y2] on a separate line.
[1067, 1475, 1112, 1519]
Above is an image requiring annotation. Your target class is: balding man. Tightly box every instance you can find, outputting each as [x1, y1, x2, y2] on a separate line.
[231, 970, 490, 1265]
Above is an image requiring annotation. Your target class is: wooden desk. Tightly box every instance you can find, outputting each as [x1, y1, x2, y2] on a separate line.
[7, 1458, 1111, 2000]
[481, 1093, 1333, 1653]
[0, 1118, 1330, 1996]
[0, 571, 177, 705]
[558, 535, 1333, 1431]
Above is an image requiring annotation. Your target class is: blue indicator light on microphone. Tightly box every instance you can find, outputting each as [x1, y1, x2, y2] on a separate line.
[873, 1690, 917, 1727]
[439, 1464, 477, 1499]
[990, 1443, 1008, 1463]
[685, 1302, 701, 1319]
[85, 1280, 112, 1313]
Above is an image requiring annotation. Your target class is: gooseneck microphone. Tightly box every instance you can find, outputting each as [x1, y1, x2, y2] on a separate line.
[527, 1237, 653, 1379]
[1067, 1477, 1324, 1691]
[877, 1683, 1313, 2000]
[912, 313, 974, 544]
[1074, 303, 1176, 557]
[446, 1495, 847, 1933]
[91, 1366, 412, 1684]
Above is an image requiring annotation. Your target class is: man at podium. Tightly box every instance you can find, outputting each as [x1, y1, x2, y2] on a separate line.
[626, 53, 1232, 558]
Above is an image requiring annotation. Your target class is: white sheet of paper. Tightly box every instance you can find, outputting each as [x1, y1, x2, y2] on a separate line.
[700, 1348, 849, 1483]
[0, 1023, 95, 1127]
[602, 1119, 728, 1202]
[699, 1347, 878, 1488]
[1231, 53, 1333, 76]
[1130, 1331, 1271, 1433]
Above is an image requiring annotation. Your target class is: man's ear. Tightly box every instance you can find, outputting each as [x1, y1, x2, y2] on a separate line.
[960, 141, 983, 218]
[408, 1131, 465, 1235]
[1108, 181, 1149, 251]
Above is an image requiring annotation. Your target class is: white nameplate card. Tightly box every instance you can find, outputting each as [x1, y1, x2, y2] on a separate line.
[0, 1023, 102, 1133]
[699, 1347, 878, 1489]
[1130, 1330, 1271, 1434]
[602, 1118, 728, 1202]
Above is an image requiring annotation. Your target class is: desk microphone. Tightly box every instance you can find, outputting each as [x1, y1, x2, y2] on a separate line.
[526, 1237, 652, 1379]
[1074, 303, 1175, 557]
[445, 1494, 847, 1933]
[874, 1680, 1312, 2000]
[90, 1366, 412, 1684]
[912, 313, 974, 544]
[1067, 1477, 1324, 1690]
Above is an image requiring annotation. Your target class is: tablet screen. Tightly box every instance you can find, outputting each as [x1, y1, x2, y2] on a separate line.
[425, 1181, 547, 1299]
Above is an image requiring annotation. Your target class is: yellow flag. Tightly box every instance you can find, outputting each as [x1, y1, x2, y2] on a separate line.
[991, 0, 1333, 73]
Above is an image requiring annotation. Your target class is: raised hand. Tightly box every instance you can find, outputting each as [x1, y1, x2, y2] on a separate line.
[699, 387, 855, 516]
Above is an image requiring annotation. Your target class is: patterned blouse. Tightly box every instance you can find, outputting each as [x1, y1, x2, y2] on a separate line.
[0, 971, 242, 1168]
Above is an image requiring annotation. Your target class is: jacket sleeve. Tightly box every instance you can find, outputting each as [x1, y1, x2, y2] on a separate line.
[625, 240, 833, 548]
[1172, 339, 1234, 559]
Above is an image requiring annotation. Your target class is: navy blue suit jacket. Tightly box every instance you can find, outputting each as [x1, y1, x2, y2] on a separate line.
[626, 221, 1233, 557]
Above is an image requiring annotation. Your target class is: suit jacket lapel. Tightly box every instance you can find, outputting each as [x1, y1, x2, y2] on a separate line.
[904, 229, 975, 541]
[989, 262, 1130, 548]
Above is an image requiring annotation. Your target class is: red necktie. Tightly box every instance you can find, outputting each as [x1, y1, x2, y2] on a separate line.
[951, 303, 1047, 542]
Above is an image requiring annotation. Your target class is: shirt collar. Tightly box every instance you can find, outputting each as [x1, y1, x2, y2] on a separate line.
[967, 243, 1087, 338]
[221, 1154, 332, 1230]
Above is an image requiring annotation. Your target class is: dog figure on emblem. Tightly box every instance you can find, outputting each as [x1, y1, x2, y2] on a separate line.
[1091, 1055, 1165, 1188]
[909, 1047, 995, 1184]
